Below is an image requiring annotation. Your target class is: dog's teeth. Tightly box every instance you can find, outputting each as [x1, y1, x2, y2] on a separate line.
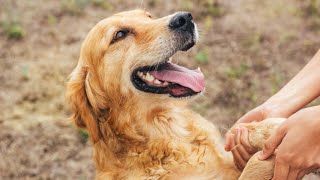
[138, 71, 143, 77]
[145, 73, 155, 82]
[163, 81, 169, 86]
[154, 79, 161, 84]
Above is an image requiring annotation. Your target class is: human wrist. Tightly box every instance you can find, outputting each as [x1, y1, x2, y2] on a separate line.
[261, 94, 302, 118]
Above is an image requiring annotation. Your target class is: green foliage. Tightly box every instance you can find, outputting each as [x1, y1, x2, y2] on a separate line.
[92, 0, 113, 10]
[225, 63, 249, 79]
[279, 31, 297, 45]
[203, 16, 214, 34]
[298, 0, 320, 30]
[20, 65, 29, 81]
[270, 69, 284, 94]
[79, 129, 89, 143]
[249, 89, 258, 103]
[191, 101, 211, 115]
[2, 21, 25, 40]
[61, 0, 90, 15]
[180, 0, 193, 11]
[305, 0, 320, 16]
[242, 33, 262, 53]
[47, 14, 58, 26]
[146, 0, 160, 7]
[195, 50, 209, 64]
[207, 0, 225, 17]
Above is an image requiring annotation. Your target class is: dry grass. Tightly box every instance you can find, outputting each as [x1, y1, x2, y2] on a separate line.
[1, 0, 320, 179]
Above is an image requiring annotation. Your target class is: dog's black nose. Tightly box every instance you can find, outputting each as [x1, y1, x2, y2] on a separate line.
[169, 12, 194, 32]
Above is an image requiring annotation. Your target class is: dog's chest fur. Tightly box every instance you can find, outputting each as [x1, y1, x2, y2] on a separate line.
[94, 108, 240, 180]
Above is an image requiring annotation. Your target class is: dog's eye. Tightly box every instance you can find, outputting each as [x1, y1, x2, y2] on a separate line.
[112, 30, 129, 43]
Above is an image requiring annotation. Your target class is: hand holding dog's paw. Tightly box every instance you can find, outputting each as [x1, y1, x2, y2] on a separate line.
[226, 118, 285, 170]
[225, 127, 257, 170]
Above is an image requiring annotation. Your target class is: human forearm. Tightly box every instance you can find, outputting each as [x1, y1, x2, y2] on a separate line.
[263, 50, 320, 117]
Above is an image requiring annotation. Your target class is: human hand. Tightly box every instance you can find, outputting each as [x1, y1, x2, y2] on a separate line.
[259, 106, 320, 180]
[225, 104, 285, 170]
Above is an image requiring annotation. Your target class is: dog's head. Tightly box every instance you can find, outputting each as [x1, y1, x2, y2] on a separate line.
[67, 10, 204, 142]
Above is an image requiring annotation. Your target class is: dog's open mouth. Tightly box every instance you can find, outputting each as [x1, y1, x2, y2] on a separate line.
[131, 61, 205, 98]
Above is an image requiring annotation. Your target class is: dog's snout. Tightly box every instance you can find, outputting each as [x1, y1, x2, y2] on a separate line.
[169, 12, 194, 32]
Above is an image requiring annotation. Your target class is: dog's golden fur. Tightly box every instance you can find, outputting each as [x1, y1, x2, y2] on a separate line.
[66, 10, 280, 179]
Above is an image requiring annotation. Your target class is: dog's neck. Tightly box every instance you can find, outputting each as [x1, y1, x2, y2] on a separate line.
[99, 98, 188, 145]
[91, 96, 236, 178]
[94, 97, 208, 166]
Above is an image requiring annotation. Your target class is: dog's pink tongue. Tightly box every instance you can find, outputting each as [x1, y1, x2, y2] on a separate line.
[149, 62, 205, 92]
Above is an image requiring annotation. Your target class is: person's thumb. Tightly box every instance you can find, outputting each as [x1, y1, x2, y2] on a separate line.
[259, 124, 287, 160]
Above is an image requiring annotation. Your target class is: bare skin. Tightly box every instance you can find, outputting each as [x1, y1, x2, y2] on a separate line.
[260, 106, 320, 179]
[225, 49, 320, 179]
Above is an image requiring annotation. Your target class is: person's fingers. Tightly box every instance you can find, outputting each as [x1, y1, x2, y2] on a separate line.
[287, 168, 300, 180]
[239, 127, 256, 154]
[225, 131, 232, 151]
[234, 161, 242, 171]
[272, 161, 289, 180]
[231, 147, 247, 170]
[259, 123, 288, 160]
[230, 134, 247, 170]
[234, 128, 252, 161]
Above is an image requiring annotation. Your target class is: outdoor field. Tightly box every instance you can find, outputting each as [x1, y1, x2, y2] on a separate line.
[1, 0, 320, 179]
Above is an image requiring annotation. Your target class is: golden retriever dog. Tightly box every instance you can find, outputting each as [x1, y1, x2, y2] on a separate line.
[66, 10, 283, 180]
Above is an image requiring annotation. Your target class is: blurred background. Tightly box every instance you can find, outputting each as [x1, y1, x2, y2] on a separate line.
[1, 0, 320, 179]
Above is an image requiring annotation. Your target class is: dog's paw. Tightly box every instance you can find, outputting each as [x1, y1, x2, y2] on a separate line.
[231, 118, 285, 150]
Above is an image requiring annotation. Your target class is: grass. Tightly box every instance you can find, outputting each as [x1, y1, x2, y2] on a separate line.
[203, 16, 214, 35]
[242, 33, 262, 54]
[304, 0, 320, 17]
[47, 14, 58, 26]
[191, 101, 211, 116]
[195, 50, 209, 64]
[2, 21, 25, 40]
[92, 0, 114, 10]
[79, 129, 89, 143]
[179, 0, 193, 11]
[299, 0, 320, 30]
[61, 0, 90, 15]
[206, 0, 225, 17]
[270, 69, 285, 94]
[20, 65, 30, 81]
[225, 63, 249, 79]
[279, 31, 297, 45]
[146, 0, 160, 7]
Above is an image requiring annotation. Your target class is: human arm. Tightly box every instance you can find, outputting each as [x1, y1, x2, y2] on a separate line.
[225, 49, 320, 169]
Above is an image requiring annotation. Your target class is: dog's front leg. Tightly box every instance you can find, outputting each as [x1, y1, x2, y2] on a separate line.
[238, 152, 275, 180]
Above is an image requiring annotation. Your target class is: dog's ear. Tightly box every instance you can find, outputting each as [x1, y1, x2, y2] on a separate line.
[66, 65, 103, 143]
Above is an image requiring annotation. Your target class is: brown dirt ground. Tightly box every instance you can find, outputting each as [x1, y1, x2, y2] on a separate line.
[1, 0, 319, 179]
